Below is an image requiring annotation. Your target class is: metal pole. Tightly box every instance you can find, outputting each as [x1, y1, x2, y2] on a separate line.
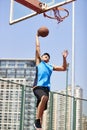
[20, 85, 25, 130]
[71, 1, 75, 130]
[49, 92, 53, 130]
[73, 98, 76, 130]
[65, 63, 69, 130]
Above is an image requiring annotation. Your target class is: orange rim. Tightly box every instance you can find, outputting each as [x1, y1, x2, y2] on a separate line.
[43, 7, 69, 23]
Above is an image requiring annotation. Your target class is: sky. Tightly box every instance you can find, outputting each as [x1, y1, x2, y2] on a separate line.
[0, 0, 87, 98]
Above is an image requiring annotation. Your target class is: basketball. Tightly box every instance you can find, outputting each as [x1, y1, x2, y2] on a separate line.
[37, 26, 49, 37]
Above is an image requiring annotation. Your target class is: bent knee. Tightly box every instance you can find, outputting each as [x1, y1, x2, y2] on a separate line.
[41, 95, 49, 103]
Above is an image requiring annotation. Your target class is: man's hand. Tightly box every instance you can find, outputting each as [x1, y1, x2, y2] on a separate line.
[62, 50, 68, 58]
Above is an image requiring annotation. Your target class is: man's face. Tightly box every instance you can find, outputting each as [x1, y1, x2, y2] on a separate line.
[41, 54, 50, 63]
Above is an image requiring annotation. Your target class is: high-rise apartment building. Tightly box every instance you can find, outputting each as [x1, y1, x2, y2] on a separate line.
[82, 115, 87, 130]
[0, 58, 36, 130]
[74, 85, 83, 130]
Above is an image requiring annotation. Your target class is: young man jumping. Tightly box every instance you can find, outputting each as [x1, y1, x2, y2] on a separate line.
[33, 32, 68, 129]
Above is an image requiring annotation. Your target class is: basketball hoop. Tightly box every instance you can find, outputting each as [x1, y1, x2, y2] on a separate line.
[43, 7, 69, 23]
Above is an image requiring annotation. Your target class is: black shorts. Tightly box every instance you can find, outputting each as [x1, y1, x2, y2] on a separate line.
[33, 86, 49, 110]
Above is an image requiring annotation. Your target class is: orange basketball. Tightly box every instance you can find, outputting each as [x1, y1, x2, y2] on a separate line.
[37, 26, 49, 37]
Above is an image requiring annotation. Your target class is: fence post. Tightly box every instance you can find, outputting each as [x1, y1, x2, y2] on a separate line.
[49, 92, 53, 130]
[73, 98, 76, 130]
[20, 85, 25, 130]
[65, 63, 69, 130]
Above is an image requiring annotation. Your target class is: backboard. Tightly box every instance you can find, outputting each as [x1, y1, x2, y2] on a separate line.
[9, 0, 75, 25]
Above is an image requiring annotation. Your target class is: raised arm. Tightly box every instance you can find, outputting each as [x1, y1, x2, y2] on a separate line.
[53, 50, 68, 71]
[35, 33, 41, 65]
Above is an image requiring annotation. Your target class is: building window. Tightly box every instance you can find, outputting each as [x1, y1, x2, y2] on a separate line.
[0, 69, 7, 78]
[16, 69, 25, 78]
[17, 62, 25, 68]
[0, 61, 7, 67]
[8, 61, 15, 67]
[7, 69, 15, 78]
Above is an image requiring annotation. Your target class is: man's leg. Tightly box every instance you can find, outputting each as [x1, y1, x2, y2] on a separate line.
[35, 95, 48, 128]
[37, 95, 48, 119]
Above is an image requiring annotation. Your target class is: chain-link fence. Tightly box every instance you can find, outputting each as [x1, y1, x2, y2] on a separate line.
[0, 79, 87, 130]
[0, 79, 36, 130]
[43, 92, 87, 130]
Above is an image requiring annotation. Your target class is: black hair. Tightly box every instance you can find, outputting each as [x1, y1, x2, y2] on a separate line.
[42, 53, 50, 59]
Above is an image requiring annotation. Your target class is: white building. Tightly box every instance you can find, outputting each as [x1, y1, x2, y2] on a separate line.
[0, 58, 36, 130]
[43, 85, 83, 130]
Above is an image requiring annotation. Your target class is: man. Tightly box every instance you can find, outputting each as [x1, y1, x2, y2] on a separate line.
[33, 32, 68, 129]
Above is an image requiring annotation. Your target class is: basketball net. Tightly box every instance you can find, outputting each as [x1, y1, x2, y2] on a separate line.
[43, 7, 69, 23]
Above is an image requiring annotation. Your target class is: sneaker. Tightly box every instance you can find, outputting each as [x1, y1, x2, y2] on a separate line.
[34, 119, 42, 129]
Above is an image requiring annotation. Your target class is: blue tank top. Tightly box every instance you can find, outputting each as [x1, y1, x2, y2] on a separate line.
[34, 61, 53, 90]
